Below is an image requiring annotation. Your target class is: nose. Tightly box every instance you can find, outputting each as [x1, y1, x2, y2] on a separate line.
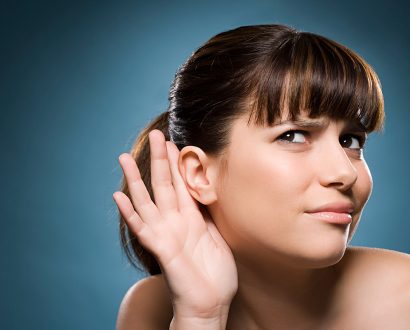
[317, 142, 358, 191]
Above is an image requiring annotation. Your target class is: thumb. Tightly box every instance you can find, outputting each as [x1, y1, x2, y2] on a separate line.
[200, 205, 229, 249]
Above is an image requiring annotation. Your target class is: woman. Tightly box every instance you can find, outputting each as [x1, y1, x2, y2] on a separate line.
[113, 24, 410, 329]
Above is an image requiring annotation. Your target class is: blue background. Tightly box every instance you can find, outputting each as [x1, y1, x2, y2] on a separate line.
[2, 0, 409, 329]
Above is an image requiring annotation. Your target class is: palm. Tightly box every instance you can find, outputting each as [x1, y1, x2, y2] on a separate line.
[114, 130, 238, 315]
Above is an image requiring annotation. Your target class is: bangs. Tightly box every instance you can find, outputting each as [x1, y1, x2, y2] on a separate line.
[247, 32, 385, 132]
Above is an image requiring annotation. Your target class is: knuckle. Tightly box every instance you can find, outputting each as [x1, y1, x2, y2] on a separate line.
[151, 177, 173, 187]
[138, 196, 153, 208]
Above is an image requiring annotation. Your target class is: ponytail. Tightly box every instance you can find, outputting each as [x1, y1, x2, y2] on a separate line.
[118, 111, 169, 275]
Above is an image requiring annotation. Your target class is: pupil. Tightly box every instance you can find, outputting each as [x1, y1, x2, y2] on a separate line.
[341, 137, 351, 147]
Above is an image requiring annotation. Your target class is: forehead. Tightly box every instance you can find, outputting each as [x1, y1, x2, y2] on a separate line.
[244, 109, 367, 132]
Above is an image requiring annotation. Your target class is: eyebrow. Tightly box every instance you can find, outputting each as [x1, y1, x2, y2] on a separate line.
[272, 119, 367, 132]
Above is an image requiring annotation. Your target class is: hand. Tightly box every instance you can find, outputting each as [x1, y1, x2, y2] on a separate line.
[113, 129, 238, 318]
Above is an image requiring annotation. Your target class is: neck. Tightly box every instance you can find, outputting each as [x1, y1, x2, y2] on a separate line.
[228, 251, 344, 329]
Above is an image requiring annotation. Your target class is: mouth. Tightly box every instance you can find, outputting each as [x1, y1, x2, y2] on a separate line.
[305, 211, 353, 225]
[306, 201, 355, 214]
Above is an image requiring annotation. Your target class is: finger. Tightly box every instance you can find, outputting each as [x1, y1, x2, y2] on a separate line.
[113, 192, 157, 254]
[118, 153, 160, 223]
[148, 130, 178, 213]
[166, 140, 198, 210]
[113, 191, 145, 235]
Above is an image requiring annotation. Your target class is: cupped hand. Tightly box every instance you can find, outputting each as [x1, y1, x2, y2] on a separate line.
[113, 129, 238, 318]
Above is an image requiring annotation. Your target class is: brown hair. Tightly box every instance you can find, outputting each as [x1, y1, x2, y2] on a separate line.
[118, 24, 384, 275]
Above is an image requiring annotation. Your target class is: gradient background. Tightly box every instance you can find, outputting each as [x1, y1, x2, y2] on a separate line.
[2, 0, 409, 329]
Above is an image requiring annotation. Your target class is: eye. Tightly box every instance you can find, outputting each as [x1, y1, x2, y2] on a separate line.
[340, 134, 365, 149]
[277, 130, 307, 144]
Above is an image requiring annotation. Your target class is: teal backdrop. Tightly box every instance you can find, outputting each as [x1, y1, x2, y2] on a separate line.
[2, 0, 409, 329]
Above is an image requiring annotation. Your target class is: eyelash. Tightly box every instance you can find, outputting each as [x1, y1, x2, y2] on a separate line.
[277, 130, 366, 149]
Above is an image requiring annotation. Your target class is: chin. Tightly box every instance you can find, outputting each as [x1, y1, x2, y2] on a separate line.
[289, 237, 349, 269]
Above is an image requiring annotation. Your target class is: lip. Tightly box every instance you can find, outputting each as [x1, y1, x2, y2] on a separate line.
[305, 212, 352, 225]
[305, 202, 355, 225]
[306, 201, 355, 214]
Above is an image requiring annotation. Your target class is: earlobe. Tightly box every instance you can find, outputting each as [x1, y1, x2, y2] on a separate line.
[178, 146, 218, 205]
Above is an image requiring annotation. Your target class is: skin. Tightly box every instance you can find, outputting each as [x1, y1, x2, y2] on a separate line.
[205, 110, 371, 269]
[179, 110, 372, 328]
[114, 110, 410, 329]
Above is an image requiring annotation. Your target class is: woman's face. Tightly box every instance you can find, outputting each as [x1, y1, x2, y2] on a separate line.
[209, 111, 373, 268]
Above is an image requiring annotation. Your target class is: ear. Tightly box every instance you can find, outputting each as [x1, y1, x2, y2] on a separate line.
[178, 146, 218, 205]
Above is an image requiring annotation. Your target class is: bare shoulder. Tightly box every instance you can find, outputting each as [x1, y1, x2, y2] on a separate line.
[336, 246, 410, 328]
[342, 246, 410, 279]
[341, 246, 410, 291]
[116, 274, 173, 330]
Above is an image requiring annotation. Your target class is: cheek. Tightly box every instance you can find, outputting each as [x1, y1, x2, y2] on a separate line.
[355, 161, 373, 208]
[224, 148, 306, 208]
[214, 147, 310, 244]
[348, 161, 373, 240]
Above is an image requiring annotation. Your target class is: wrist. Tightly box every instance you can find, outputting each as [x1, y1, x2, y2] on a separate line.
[170, 304, 231, 330]
[169, 314, 229, 330]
